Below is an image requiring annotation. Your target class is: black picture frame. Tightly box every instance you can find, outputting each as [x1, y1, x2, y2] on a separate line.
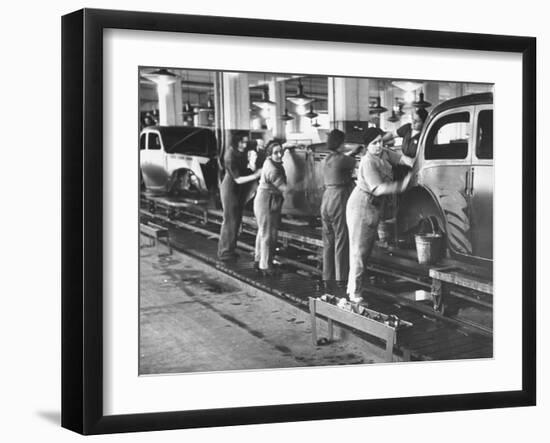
[61, 8, 536, 435]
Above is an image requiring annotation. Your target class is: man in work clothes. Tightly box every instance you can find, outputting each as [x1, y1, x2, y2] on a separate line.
[217, 133, 262, 261]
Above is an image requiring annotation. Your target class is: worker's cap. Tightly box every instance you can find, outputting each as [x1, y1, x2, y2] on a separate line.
[327, 129, 346, 151]
[363, 127, 385, 146]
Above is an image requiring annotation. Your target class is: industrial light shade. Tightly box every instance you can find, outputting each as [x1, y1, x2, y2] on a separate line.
[387, 110, 401, 123]
[312, 119, 321, 128]
[280, 108, 294, 121]
[286, 78, 314, 106]
[413, 91, 432, 109]
[394, 98, 405, 116]
[305, 104, 318, 119]
[369, 97, 388, 115]
[143, 68, 177, 85]
[252, 87, 276, 109]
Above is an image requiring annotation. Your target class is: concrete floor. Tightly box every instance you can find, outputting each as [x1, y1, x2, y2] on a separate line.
[139, 240, 387, 375]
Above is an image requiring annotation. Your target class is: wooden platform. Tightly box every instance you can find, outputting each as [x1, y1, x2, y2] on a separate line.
[309, 297, 413, 362]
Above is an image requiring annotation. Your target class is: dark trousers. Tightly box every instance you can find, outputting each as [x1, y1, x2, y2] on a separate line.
[218, 176, 245, 260]
[321, 187, 351, 282]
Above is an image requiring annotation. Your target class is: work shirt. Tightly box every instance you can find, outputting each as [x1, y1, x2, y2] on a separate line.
[223, 146, 248, 182]
[221, 145, 250, 201]
[258, 158, 286, 195]
[322, 152, 356, 187]
[356, 150, 402, 194]
[397, 123, 421, 158]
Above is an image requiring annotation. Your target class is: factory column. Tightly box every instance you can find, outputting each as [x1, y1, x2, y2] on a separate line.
[329, 77, 371, 137]
[269, 79, 286, 140]
[222, 73, 250, 132]
[157, 77, 183, 126]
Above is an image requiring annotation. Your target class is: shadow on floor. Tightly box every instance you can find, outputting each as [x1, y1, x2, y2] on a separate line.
[36, 410, 60, 426]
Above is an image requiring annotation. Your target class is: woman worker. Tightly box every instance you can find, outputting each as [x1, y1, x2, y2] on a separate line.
[384, 107, 428, 158]
[217, 133, 262, 262]
[346, 127, 413, 303]
[253, 141, 287, 276]
[320, 129, 359, 292]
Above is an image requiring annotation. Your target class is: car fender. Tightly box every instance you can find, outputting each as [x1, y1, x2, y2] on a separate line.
[398, 183, 474, 257]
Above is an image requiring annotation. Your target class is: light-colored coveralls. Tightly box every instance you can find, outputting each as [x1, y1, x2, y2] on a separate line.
[321, 152, 356, 283]
[253, 158, 287, 270]
[346, 150, 402, 299]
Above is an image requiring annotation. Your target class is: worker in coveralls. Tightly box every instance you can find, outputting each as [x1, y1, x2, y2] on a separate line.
[218, 133, 262, 261]
[346, 127, 414, 303]
[383, 108, 428, 179]
[253, 141, 287, 276]
[320, 129, 359, 292]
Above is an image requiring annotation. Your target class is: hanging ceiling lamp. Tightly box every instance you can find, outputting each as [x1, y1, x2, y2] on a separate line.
[305, 104, 318, 120]
[388, 93, 401, 123]
[252, 86, 275, 109]
[143, 68, 177, 85]
[387, 110, 400, 123]
[312, 119, 321, 128]
[394, 98, 404, 116]
[280, 108, 294, 121]
[286, 78, 314, 106]
[369, 97, 388, 115]
[369, 79, 388, 115]
[413, 90, 432, 108]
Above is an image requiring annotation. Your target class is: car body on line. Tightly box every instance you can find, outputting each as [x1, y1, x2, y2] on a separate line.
[280, 142, 362, 218]
[139, 126, 218, 198]
[396, 92, 494, 264]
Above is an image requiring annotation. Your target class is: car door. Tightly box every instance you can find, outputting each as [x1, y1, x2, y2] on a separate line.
[142, 130, 169, 191]
[418, 106, 474, 257]
[139, 131, 148, 186]
[468, 105, 493, 260]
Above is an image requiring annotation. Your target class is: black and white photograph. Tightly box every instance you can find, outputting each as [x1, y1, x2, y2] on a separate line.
[0, 0, 541, 439]
[138, 67, 494, 374]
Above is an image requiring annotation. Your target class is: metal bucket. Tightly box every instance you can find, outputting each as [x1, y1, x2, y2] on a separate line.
[414, 218, 442, 265]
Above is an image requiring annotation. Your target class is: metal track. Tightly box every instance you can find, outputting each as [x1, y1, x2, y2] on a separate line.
[140, 196, 492, 337]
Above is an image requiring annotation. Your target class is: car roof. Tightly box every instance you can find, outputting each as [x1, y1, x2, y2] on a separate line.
[430, 92, 493, 116]
[142, 126, 215, 136]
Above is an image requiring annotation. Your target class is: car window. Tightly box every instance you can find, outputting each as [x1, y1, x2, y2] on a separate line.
[149, 133, 162, 150]
[425, 111, 470, 160]
[476, 110, 493, 160]
[139, 133, 146, 150]
[163, 128, 216, 156]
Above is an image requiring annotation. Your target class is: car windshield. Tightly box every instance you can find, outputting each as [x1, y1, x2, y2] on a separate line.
[161, 127, 216, 156]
